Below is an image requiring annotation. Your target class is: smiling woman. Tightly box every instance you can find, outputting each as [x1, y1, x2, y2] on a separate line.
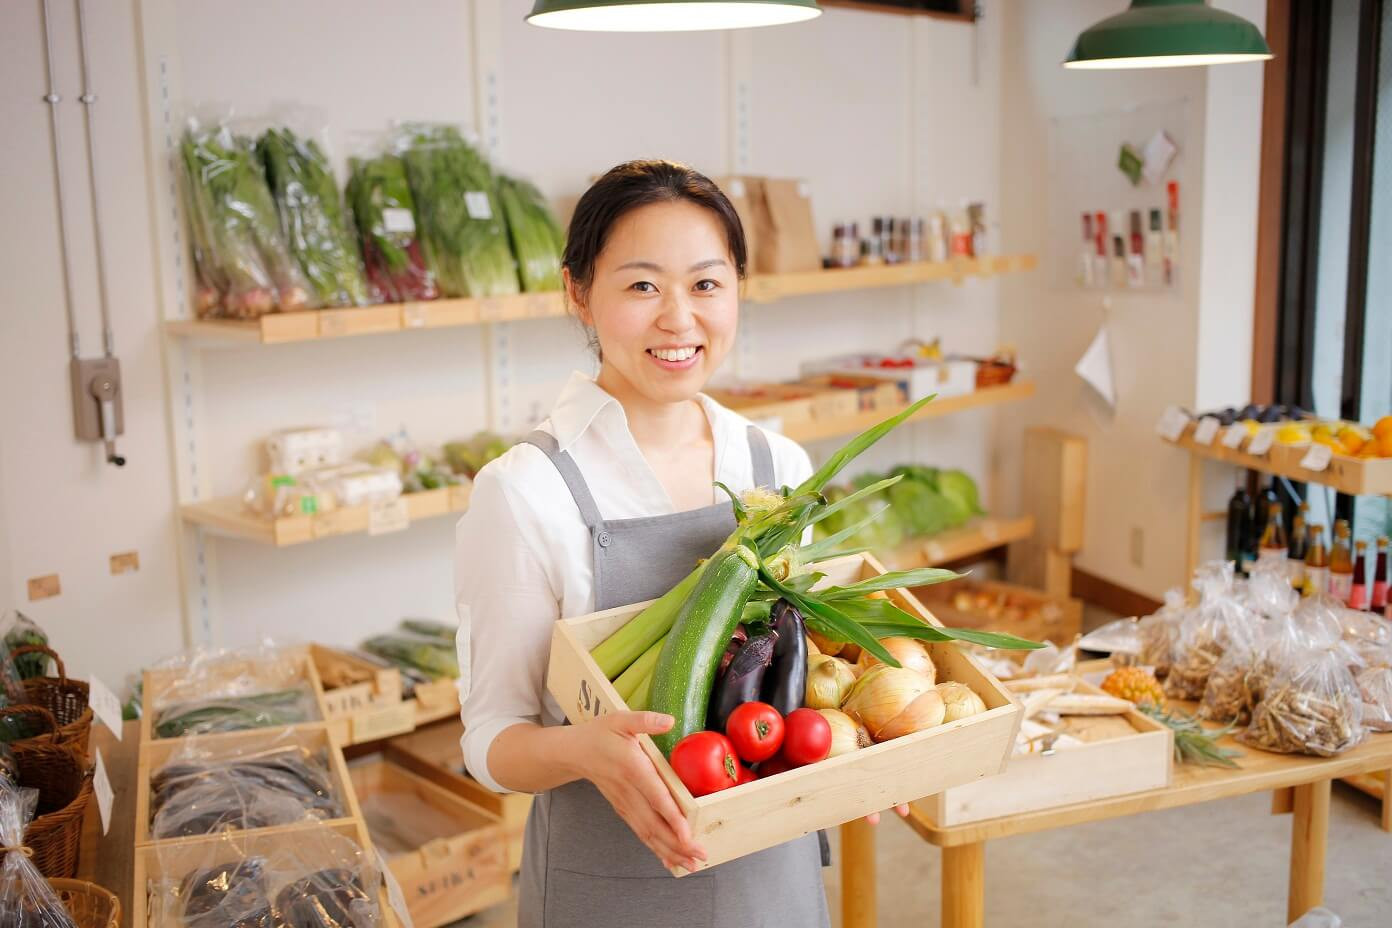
[454, 161, 837, 927]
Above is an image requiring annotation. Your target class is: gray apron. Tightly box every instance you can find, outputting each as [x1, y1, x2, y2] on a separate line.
[516, 425, 831, 928]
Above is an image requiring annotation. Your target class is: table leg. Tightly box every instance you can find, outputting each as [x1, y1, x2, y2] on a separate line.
[1272, 787, 1294, 815]
[1288, 779, 1331, 923]
[942, 841, 985, 928]
[840, 820, 876, 928]
[1382, 769, 1392, 833]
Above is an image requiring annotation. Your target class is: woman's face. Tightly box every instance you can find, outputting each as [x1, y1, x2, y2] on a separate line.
[571, 199, 739, 406]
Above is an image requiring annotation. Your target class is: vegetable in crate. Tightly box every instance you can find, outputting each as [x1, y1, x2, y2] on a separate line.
[1, 611, 48, 680]
[151, 747, 344, 838]
[345, 153, 438, 302]
[762, 600, 807, 716]
[275, 868, 378, 928]
[725, 701, 785, 764]
[362, 631, 458, 679]
[154, 688, 315, 739]
[258, 128, 372, 308]
[180, 121, 312, 317]
[670, 731, 741, 797]
[399, 124, 519, 298]
[497, 174, 564, 292]
[179, 858, 275, 928]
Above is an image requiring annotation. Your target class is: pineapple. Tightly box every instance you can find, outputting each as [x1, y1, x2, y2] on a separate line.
[1101, 666, 1165, 708]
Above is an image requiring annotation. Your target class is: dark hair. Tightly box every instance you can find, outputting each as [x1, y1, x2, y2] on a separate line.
[563, 160, 748, 308]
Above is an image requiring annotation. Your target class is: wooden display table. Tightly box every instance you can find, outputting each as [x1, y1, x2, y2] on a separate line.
[834, 721, 1392, 928]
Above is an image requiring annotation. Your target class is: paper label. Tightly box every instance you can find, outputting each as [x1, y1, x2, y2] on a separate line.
[382, 207, 415, 234]
[376, 848, 415, 928]
[1155, 406, 1190, 442]
[402, 303, 428, 328]
[1193, 416, 1221, 445]
[1330, 572, 1353, 602]
[88, 676, 124, 740]
[796, 181, 811, 199]
[94, 749, 114, 835]
[464, 191, 493, 220]
[1247, 429, 1275, 456]
[1222, 425, 1248, 449]
[1300, 443, 1333, 471]
[368, 498, 410, 535]
[729, 178, 746, 197]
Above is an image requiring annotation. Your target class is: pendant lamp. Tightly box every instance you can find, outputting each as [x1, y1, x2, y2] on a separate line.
[526, 0, 821, 32]
[1064, 0, 1272, 69]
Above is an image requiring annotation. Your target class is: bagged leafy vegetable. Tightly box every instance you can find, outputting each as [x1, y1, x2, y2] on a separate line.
[346, 152, 437, 303]
[0, 613, 49, 681]
[258, 127, 372, 308]
[362, 631, 458, 680]
[154, 689, 316, 740]
[398, 618, 456, 641]
[0, 784, 78, 928]
[148, 644, 321, 739]
[180, 118, 312, 317]
[497, 174, 563, 292]
[399, 124, 519, 298]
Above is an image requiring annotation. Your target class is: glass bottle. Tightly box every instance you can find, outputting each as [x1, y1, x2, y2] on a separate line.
[1330, 519, 1354, 603]
[1373, 536, 1389, 612]
[1350, 540, 1369, 611]
[1303, 524, 1329, 598]
[1258, 501, 1288, 569]
[1287, 502, 1308, 589]
[1225, 473, 1251, 573]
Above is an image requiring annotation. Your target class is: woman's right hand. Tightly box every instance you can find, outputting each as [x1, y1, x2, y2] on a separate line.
[575, 710, 708, 872]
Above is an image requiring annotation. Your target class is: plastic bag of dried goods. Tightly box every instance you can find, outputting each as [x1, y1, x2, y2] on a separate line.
[1241, 632, 1365, 757]
[0, 784, 78, 928]
[1166, 562, 1259, 701]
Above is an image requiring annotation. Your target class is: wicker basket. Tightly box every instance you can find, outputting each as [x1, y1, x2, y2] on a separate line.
[9, 646, 93, 754]
[48, 879, 120, 928]
[0, 705, 93, 878]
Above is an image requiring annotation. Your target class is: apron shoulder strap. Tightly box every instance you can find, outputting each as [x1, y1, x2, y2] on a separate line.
[747, 424, 776, 490]
[518, 430, 604, 529]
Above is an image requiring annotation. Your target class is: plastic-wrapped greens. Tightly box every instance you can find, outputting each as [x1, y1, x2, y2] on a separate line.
[154, 689, 316, 740]
[496, 174, 563, 292]
[150, 741, 344, 839]
[258, 127, 372, 308]
[0, 785, 78, 928]
[148, 645, 321, 740]
[151, 824, 384, 928]
[399, 124, 519, 298]
[345, 152, 438, 303]
[361, 631, 457, 680]
[179, 118, 313, 317]
[0, 612, 49, 681]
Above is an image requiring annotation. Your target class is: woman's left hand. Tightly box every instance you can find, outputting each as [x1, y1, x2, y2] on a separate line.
[862, 803, 910, 826]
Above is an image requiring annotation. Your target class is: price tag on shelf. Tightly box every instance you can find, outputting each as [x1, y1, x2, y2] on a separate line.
[1155, 406, 1190, 442]
[1222, 425, 1248, 449]
[479, 298, 504, 322]
[1248, 429, 1275, 457]
[88, 675, 124, 740]
[1300, 443, 1333, 471]
[94, 749, 114, 835]
[368, 498, 410, 536]
[1193, 416, 1221, 445]
[402, 303, 428, 328]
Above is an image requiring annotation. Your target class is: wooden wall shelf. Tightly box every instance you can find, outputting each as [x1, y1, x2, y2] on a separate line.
[181, 485, 471, 546]
[778, 380, 1035, 444]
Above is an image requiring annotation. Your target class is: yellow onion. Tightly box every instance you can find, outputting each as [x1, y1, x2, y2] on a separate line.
[805, 654, 857, 710]
[806, 635, 821, 657]
[936, 681, 987, 723]
[839, 642, 862, 664]
[856, 637, 937, 683]
[842, 665, 945, 742]
[817, 708, 872, 757]
[807, 629, 844, 657]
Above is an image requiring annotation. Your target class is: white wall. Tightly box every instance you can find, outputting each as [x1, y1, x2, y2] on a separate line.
[996, 0, 1266, 599]
[1, 1, 1006, 687]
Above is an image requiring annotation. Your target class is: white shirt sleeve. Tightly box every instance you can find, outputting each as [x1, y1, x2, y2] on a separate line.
[456, 462, 559, 794]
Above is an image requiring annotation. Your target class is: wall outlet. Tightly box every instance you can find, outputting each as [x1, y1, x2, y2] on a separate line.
[1130, 526, 1145, 568]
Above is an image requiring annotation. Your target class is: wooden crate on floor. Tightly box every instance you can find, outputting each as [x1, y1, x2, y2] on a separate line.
[349, 756, 511, 927]
[386, 721, 533, 873]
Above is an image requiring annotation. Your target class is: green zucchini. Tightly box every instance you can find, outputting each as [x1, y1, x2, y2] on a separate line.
[649, 546, 761, 756]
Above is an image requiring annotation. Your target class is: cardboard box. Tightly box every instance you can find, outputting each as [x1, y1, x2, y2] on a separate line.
[545, 553, 1021, 873]
[753, 177, 822, 274]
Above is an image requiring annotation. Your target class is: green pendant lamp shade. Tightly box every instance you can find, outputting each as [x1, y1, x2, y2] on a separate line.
[1065, 0, 1272, 69]
[527, 0, 821, 32]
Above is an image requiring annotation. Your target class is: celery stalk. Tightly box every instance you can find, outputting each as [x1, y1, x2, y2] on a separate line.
[614, 635, 666, 702]
[591, 565, 702, 679]
[628, 671, 653, 711]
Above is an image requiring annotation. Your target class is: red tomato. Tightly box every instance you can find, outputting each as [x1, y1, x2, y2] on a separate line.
[757, 752, 795, 778]
[670, 732, 739, 797]
[724, 702, 785, 763]
[782, 708, 832, 766]
[735, 764, 757, 786]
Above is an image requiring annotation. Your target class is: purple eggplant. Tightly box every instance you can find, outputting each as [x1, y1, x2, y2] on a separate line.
[717, 625, 750, 679]
[762, 599, 808, 716]
[708, 630, 777, 732]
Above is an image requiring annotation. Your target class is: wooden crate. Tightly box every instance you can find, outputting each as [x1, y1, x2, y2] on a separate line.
[385, 721, 533, 873]
[133, 819, 404, 928]
[797, 373, 905, 413]
[706, 384, 816, 427]
[546, 552, 1021, 873]
[919, 681, 1173, 826]
[349, 757, 510, 927]
[311, 646, 416, 746]
[134, 723, 361, 846]
[410, 677, 462, 727]
[141, 646, 329, 744]
[1268, 442, 1392, 496]
[911, 578, 1083, 646]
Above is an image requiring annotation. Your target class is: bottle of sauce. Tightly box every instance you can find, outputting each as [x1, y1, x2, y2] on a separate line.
[1330, 519, 1354, 603]
[1225, 473, 1251, 573]
[1350, 540, 1369, 611]
[1258, 500, 1288, 570]
[1287, 502, 1309, 589]
[1373, 535, 1389, 613]
[1304, 524, 1329, 598]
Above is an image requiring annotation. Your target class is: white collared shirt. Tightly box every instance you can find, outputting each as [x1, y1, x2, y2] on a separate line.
[455, 371, 813, 793]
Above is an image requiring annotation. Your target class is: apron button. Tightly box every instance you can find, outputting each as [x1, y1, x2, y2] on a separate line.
[596, 530, 611, 547]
